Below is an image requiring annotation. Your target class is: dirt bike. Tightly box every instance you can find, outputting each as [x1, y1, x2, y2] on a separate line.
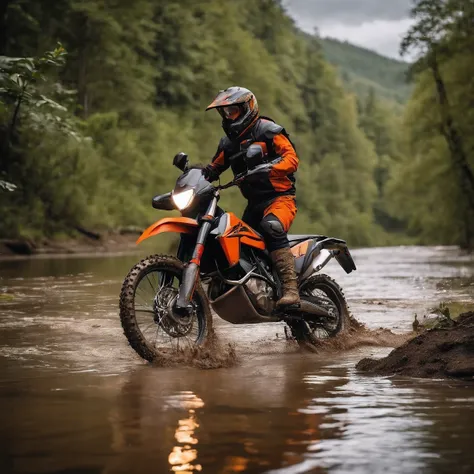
[119, 149, 356, 362]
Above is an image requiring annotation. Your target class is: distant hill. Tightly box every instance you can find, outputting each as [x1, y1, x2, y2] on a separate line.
[319, 37, 412, 106]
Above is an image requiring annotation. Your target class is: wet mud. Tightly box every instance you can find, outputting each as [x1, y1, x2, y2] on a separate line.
[318, 322, 412, 353]
[357, 312, 474, 380]
[152, 318, 411, 369]
[154, 309, 414, 369]
[152, 330, 239, 369]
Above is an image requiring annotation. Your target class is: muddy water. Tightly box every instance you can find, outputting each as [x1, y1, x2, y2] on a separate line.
[0, 246, 473, 474]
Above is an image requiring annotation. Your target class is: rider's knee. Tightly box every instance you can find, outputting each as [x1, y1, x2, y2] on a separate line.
[260, 214, 289, 251]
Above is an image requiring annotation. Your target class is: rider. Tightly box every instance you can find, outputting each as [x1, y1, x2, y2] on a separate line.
[203, 86, 300, 308]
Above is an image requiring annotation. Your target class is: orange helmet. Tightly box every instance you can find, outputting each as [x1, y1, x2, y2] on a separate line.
[206, 86, 259, 140]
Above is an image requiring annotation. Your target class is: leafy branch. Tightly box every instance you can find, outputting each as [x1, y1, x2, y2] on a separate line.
[0, 44, 78, 144]
[0, 44, 83, 188]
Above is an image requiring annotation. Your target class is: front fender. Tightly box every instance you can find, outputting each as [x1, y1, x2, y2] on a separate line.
[136, 217, 199, 244]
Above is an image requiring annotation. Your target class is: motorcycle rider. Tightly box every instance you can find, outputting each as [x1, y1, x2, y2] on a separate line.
[203, 86, 300, 308]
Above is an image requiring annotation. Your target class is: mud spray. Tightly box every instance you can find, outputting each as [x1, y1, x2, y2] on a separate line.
[151, 329, 238, 369]
[150, 314, 415, 370]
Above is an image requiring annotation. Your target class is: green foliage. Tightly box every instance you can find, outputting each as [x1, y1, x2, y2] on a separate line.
[0, 43, 87, 238]
[389, 0, 474, 248]
[0, 44, 76, 139]
[357, 88, 406, 233]
[0, 0, 415, 248]
[320, 37, 412, 106]
[65, 0, 157, 120]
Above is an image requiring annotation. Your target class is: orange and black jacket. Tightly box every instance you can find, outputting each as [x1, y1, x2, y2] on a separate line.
[207, 117, 299, 205]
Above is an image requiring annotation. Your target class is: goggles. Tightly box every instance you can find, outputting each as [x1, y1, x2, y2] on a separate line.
[218, 105, 241, 120]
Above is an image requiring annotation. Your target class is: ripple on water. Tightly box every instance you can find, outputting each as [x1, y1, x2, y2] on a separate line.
[271, 367, 474, 474]
[0, 247, 473, 474]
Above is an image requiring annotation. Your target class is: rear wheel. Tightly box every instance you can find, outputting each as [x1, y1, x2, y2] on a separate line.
[288, 274, 349, 350]
[119, 255, 212, 362]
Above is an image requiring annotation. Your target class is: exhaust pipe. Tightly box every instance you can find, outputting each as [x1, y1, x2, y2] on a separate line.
[287, 298, 334, 319]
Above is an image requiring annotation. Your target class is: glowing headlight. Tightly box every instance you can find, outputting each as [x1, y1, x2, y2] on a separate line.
[172, 189, 195, 210]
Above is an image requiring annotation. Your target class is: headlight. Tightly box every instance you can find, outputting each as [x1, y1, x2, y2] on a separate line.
[172, 189, 195, 210]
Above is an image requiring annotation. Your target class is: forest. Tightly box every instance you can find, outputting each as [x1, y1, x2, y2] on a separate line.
[0, 0, 473, 249]
[320, 37, 412, 106]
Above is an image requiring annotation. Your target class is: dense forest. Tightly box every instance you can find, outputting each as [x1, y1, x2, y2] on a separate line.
[0, 0, 472, 249]
[320, 37, 412, 106]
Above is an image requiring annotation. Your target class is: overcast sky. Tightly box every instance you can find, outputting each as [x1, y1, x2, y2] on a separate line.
[282, 0, 414, 59]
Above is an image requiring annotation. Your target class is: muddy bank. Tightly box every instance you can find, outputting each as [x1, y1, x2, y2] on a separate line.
[357, 312, 474, 380]
[0, 230, 143, 257]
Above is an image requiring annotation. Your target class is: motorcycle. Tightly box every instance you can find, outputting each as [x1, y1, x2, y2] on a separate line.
[119, 148, 356, 362]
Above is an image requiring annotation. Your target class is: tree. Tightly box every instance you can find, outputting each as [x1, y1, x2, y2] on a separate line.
[401, 0, 474, 246]
[0, 45, 77, 182]
[63, 0, 156, 120]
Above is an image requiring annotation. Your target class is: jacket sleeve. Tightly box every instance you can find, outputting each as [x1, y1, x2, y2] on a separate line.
[206, 137, 232, 180]
[270, 133, 299, 176]
[208, 148, 229, 176]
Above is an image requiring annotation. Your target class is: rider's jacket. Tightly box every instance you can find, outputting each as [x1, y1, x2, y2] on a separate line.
[207, 117, 299, 205]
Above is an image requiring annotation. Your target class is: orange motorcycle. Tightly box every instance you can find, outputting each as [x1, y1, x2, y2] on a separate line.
[119, 150, 356, 362]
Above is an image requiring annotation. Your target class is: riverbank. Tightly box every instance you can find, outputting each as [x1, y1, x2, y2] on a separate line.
[0, 230, 146, 257]
[357, 312, 474, 380]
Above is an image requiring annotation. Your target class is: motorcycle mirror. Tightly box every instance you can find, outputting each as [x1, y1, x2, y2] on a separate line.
[173, 152, 189, 172]
[245, 144, 264, 169]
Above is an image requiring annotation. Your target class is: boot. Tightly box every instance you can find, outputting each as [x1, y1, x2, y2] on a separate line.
[271, 247, 301, 308]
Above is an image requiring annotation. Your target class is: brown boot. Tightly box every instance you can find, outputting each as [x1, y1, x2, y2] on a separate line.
[271, 247, 301, 308]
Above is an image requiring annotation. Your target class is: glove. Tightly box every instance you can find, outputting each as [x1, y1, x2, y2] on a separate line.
[202, 165, 220, 182]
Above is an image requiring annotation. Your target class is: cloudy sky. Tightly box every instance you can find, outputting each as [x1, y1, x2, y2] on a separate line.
[282, 0, 414, 59]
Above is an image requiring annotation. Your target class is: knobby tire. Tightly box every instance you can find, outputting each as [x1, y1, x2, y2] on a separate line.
[119, 254, 212, 362]
[289, 274, 349, 350]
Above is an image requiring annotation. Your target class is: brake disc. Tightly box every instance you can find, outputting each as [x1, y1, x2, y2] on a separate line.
[153, 287, 194, 338]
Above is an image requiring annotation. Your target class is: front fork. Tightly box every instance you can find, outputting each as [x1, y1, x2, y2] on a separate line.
[174, 193, 219, 314]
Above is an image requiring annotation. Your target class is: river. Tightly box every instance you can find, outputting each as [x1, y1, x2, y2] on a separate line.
[0, 246, 473, 474]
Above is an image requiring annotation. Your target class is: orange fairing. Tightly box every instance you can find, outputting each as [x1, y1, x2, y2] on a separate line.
[218, 213, 266, 267]
[136, 217, 199, 244]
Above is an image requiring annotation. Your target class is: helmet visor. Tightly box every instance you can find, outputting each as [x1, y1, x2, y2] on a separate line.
[218, 105, 241, 121]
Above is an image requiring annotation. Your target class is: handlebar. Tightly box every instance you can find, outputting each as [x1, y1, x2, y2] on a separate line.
[215, 159, 279, 191]
[216, 172, 246, 190]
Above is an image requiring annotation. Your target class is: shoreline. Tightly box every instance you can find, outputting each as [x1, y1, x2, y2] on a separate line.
[0, 235, 469, 261]
[0, 232, 143, 259]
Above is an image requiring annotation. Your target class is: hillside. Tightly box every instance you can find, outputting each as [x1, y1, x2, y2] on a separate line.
[320, 37, 412, 105]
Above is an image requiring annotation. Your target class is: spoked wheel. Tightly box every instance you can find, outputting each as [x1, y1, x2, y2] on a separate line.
[288, 274, 349, 350]
[119, 255, 212, 362]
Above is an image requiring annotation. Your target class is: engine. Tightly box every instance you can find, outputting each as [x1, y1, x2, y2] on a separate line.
[244, 278, 275, 315]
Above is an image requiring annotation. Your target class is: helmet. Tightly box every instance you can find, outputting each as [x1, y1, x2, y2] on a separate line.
[206, 86, 259, 140]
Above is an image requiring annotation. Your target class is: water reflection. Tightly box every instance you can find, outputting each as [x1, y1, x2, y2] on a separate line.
[307, 370, 435, 473]
[103, 360, 347, 473]
[1, 248, 474, 474]
[268, 363, 474, 474]
[1, 356, 474, 474]
[167, 393, 204, 473]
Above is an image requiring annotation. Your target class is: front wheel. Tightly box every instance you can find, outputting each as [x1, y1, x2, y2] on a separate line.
[119, 255, 212, 362]
[288, 274, 349, 350]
